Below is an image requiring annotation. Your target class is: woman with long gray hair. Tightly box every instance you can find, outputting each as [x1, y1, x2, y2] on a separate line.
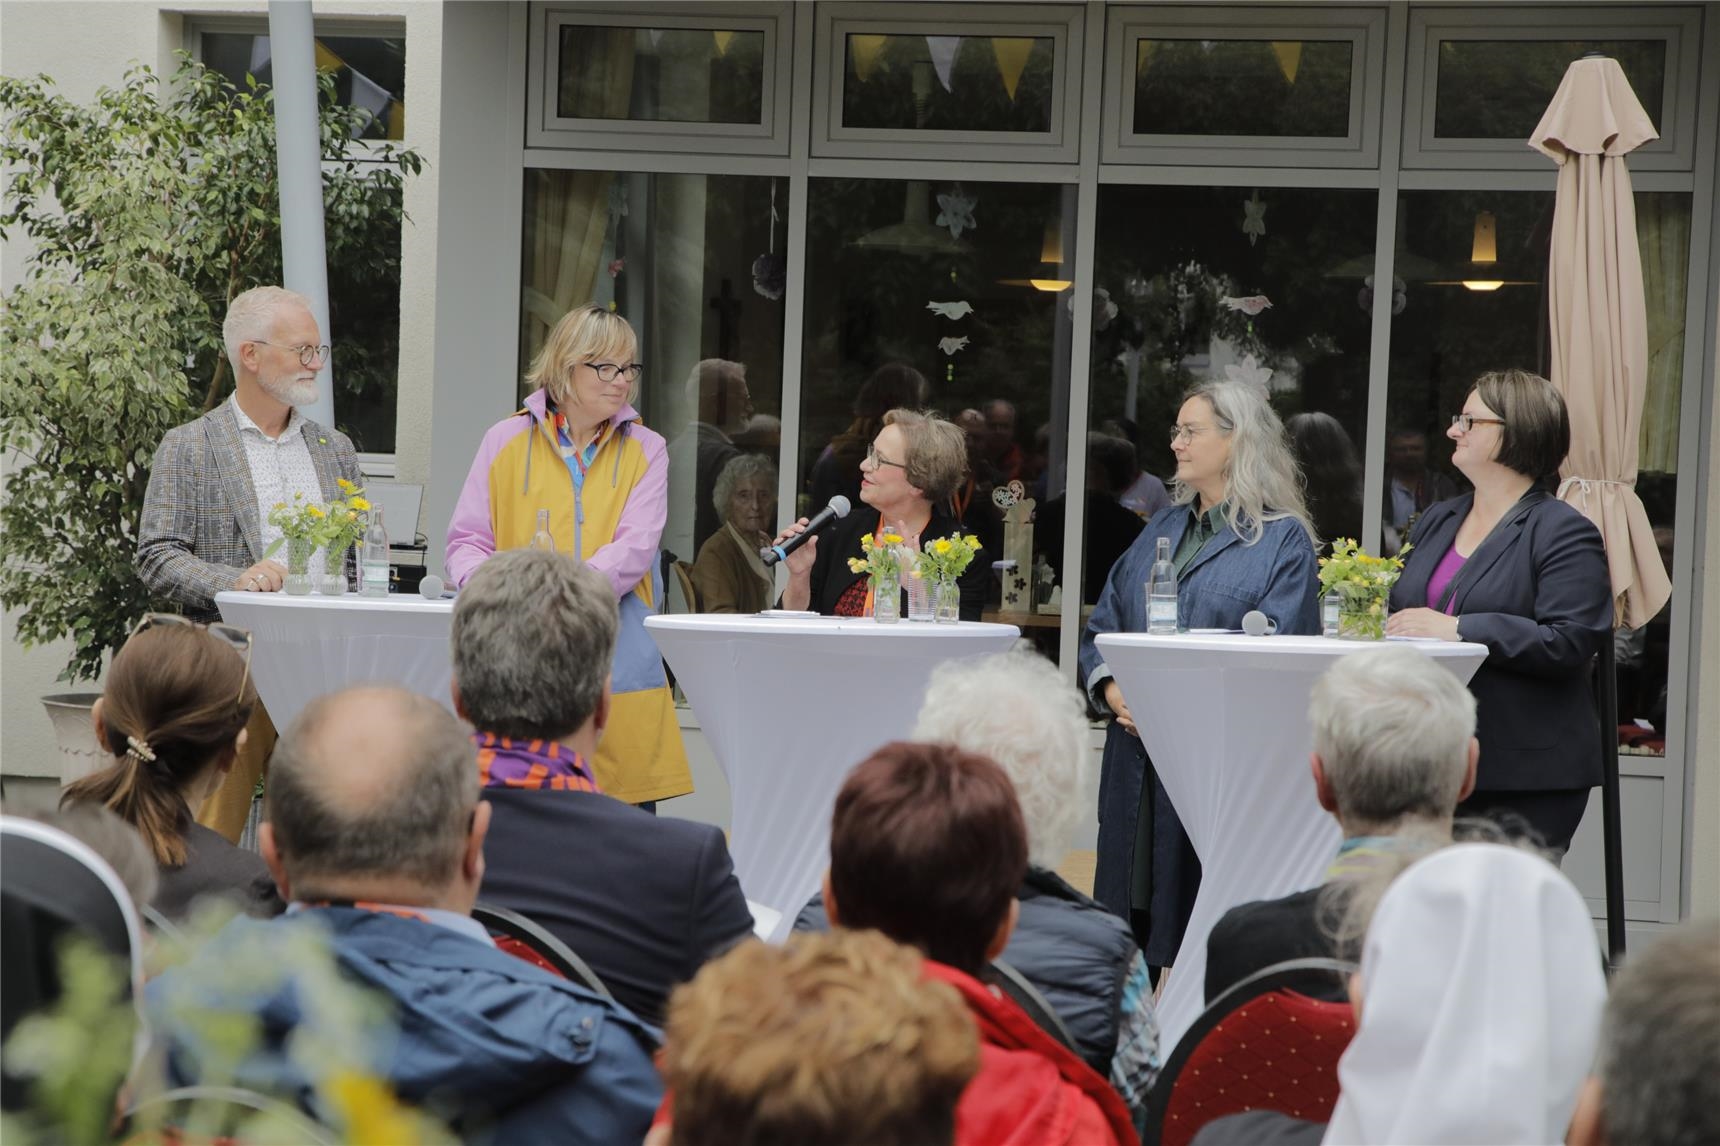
[1077, 378, 1321, 972]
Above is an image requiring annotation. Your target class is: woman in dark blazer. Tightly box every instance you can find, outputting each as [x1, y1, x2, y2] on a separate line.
[61, 618, 284, 921]
[776, 408, 987, 621]
[1387, 369, 1612, 854]
[1079, 379, 1322, 969]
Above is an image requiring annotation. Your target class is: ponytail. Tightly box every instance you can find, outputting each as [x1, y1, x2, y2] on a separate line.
[60, 625, 254, 868]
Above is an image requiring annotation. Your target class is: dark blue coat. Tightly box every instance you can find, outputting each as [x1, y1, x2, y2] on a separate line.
[1078, 504, 1320, 965]
[145, 908, 662, 1144]
[1389, 490, 1612, 791]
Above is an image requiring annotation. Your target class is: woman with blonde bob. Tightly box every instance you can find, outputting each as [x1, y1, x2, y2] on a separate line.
[1079, 378, 1321, 970]
[446, 304, 689, 806]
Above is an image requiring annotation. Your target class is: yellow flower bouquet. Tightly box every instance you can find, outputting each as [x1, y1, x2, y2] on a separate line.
[1318, 538, 1408, 640]
[912, 533, 983, 623]
[846, 531, 906, 623]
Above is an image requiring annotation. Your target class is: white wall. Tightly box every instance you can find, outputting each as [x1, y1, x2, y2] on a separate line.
[1691, 285, 1720, 920]
[0, 0, 443, 784]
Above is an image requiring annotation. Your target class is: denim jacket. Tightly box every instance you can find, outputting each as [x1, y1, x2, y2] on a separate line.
[1079, 503, 1321, 705]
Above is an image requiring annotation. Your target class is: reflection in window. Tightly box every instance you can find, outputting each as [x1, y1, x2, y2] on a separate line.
[557, 25, 765, 124]
[1086, 184, 1378, 577]
[201, 32, 406, 139]
[842, 33, 1055, 133]
[519, 170, 788, 589]
[1433, 39, 1665, 139]
[1387, 190, 1690, 754]
[1133, 39, 1353, 137]
[800, 177, 1076, 660]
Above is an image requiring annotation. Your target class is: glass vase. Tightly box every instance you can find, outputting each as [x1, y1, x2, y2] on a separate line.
[284, 537, 315, 596]
[871, 571, 901, 624]
[933, 577, 961, 623]
[317, 543, 350, 595]
[1336, 592, 1387, 640]
[906, 570, 934, 621]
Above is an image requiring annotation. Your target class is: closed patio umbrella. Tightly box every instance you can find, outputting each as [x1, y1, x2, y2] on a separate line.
[1530, 55, 1672, 630]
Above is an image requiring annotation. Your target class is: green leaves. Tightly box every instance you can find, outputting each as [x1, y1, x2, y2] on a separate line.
[0, 53, 421, 681]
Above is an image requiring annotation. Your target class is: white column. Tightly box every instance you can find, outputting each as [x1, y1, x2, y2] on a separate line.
[268, 0, 337, 429]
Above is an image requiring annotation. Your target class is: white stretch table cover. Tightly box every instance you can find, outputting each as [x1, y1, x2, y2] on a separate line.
[216, 591, 455, 732]
[1094, 632, 1488, 1048]
[647, 614, 1020, 939]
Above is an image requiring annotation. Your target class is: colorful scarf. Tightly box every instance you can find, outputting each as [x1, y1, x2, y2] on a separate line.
[474, 732, 601, 792]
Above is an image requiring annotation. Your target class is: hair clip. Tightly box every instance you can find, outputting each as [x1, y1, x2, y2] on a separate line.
[125, 735, 157, 764]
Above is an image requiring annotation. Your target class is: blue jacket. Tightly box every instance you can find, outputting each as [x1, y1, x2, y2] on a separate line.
[144, 907, 662, 1144]
[1079, 503, 1321, 696]
[1389, 490, 1612, 790]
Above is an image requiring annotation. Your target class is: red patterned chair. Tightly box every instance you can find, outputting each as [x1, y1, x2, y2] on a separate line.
[1146, 957, 1358, 1146]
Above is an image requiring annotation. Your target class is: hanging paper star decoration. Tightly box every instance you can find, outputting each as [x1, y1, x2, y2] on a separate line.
[1224, 353, 1274, 390]
[936, 189, 977, 240]
[1241, 190, 1267, 246]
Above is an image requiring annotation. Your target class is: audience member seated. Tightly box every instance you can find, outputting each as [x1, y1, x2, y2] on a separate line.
[1568, 917, 1720, 1146]
[1204, 644, 1476, 1002]
[798, 651, 1160, 1119]
[143, 687, 663, 1143]
[689, 454, 778, 614]
[1192, 842, 1604, 1145]
[2, 808, 153, 1120]
[457, 549, 755, 1027]
[821, 741, 1138, 1146]
[61, 616, 283, 922]
[649, 928, 980, 1146]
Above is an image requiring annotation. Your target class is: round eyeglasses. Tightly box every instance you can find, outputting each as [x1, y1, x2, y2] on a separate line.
[251, 341, 332, 368]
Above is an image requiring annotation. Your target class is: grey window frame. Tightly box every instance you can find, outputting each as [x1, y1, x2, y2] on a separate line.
[812, 1, 1087, 163]
[1100, 5, 1386, 169]
[1400, 5, 1703, 173]
[526, 1, 795, 156]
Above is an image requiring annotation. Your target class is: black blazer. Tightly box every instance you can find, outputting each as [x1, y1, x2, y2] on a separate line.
[801, 505, 988, 621]
[1204, 887, 1352, 1005]
[1388, 491, 1612, 791]
[479, 788, 756, 1028]
[153, 822, 284, 923]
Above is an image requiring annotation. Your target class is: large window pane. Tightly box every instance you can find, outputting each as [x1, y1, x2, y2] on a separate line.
[841, 34, 1056, 133]
[1433, 39, 1665, 139]
[519, 170, 788, 588]
[800, 177, 1075, 660]
[202, 31, 406, 139]
[1133, 39, 1353, 137]
[1086, 184, 1378, 597]
[558, 25, 765, 124]
[1386, 189, 1690, 756]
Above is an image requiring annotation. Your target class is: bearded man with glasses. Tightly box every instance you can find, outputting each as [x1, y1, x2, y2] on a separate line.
[137, 285, 362, 843]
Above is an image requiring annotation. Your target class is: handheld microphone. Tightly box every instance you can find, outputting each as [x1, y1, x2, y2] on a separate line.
[1241, 610, 1277, 637]
[419, 574, 446, 600]
[761, 495, 851, 567]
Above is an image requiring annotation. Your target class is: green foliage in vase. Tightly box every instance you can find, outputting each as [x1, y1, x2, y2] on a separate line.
[0, 55, 421, 682]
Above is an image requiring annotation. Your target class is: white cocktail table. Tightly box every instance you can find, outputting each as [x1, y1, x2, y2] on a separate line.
[1094, 632, 1488, 1047]
[215, 591, 455, 732]
[647, 614, 1020, 938]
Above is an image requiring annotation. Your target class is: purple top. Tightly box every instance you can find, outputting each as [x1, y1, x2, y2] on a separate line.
[1425, 545, 1468, 614]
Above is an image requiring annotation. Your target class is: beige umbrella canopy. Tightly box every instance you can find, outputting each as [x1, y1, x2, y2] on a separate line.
[1529, 56, 1671, 630]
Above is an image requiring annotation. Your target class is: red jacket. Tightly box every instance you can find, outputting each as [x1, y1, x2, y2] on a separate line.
[926, 960, 1138, 1146]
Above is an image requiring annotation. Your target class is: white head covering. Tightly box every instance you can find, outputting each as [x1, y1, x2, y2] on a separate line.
[1322, 843, 1606, 1145]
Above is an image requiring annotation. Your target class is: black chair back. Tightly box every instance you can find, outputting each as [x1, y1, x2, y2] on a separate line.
[987, 958, 1078, 1053]
[470, 901, 613, 1000]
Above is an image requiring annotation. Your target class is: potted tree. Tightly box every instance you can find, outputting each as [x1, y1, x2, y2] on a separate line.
[0, 56, 420, 783]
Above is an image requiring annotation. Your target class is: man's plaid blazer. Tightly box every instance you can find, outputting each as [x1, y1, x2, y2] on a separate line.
[137, 400, 362, 621]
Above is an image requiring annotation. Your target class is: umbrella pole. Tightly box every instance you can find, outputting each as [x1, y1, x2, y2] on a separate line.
[1596, 638, 1627, 967]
